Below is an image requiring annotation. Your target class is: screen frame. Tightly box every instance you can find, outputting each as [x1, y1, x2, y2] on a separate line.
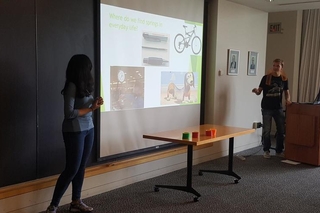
[95, 0, 208, 162]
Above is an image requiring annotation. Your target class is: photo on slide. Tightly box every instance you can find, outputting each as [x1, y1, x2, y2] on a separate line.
[142, 32, 170, 66]
[110, 66, 145, 111]
[161, 71, 198, 105]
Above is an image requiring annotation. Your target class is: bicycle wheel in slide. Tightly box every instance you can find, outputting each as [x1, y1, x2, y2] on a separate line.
[191, 36, 201, 55]
[174, 34, 185, 53]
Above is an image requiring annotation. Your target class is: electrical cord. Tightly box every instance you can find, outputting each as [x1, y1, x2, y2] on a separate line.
[235, 136, 263, 160]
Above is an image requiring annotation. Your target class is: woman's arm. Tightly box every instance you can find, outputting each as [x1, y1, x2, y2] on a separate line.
[64, 83, 104, 118]
[77, 97, 104, 116]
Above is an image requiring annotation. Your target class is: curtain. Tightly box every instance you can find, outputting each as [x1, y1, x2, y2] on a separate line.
[298, 9, 320, 103]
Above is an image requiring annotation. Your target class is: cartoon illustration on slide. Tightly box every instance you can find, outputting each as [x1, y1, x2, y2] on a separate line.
[161, 71, 198, 105]
[110, 66, 145, 110]
[174, 25, 201, 55]
[142, 32, 170, 66]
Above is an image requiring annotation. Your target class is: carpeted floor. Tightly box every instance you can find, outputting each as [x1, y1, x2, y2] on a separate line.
[42, 145, 320, 213]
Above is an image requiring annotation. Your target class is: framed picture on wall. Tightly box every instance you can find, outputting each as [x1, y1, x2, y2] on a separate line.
[247, 51, 258, 76]
[227, 49, 240, 75]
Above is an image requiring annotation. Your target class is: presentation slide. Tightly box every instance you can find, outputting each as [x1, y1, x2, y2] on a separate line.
[99, 0, 204, 159]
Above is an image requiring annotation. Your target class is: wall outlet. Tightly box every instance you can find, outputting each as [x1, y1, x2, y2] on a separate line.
[252, 122, 262, 129]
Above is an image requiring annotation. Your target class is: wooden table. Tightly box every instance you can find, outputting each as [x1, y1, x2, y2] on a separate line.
[143, 124, 254, 201]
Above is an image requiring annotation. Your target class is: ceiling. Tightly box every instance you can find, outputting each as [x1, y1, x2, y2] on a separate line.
[226, 0, 320, 12]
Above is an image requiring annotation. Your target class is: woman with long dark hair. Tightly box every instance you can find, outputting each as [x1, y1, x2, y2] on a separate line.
[46, 54, 103, 213]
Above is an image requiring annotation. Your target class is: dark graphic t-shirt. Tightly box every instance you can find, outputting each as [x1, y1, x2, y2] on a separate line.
[259, 75, 288, 110]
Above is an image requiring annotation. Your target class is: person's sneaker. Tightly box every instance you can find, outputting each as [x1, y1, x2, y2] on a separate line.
[276, 152, 285, 158]
[46, 205, 57, 213]
[263, 151, 271, 159]
[69, 200, 93, 212]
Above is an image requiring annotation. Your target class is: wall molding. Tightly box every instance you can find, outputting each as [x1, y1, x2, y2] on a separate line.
[0, 144, 212, 200]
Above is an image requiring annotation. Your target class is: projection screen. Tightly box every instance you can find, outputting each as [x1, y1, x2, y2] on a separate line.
[99, 0, 204, 159]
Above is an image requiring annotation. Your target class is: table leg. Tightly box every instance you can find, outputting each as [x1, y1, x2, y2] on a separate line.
[154, 145, 201, 201]
[198, 137, 241, 183]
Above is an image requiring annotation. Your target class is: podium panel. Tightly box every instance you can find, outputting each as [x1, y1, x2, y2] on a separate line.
[285, 103, 320, 166]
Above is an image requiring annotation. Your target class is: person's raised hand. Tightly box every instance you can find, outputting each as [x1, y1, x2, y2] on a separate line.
[97, 97, 104, 106]
[252, 88, 258, 94]
[91, 97, 103, 111]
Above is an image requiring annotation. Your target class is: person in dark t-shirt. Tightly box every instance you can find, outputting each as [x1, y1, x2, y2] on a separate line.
[252, 58, 292, 159]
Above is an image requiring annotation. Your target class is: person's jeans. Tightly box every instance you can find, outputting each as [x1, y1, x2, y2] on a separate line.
[262, 109, 285, 153]
[51, 128, 94, 206]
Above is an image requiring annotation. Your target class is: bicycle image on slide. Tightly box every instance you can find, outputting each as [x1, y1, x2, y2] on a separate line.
[174, 25, 202, 55]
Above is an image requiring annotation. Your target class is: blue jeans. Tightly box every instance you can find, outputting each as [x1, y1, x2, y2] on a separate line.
[51, 128, 94, 206]
[262, 109, 285, 153]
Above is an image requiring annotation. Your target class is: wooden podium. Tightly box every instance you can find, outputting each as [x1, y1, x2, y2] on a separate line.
[285, 103, 320, 166]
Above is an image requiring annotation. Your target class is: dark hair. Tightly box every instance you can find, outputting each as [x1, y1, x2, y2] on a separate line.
[273, 58, 284, 68]
[61, 54, 94, 98]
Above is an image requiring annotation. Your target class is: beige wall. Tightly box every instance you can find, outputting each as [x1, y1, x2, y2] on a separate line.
[206, 0, 268, 146]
